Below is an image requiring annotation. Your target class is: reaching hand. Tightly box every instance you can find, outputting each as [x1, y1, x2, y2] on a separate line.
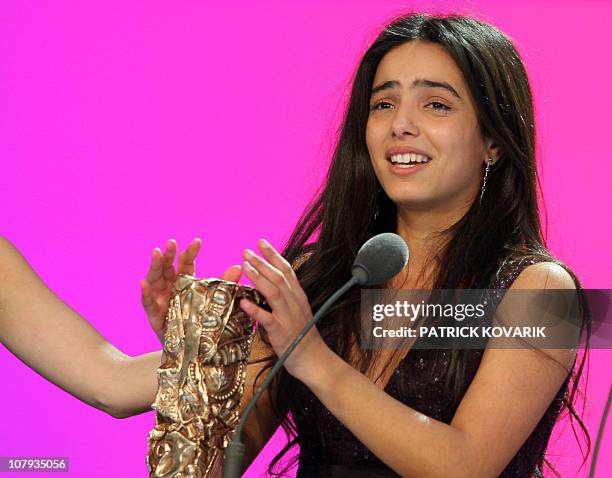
[140, 238, 242, 344]
[238, 239, 329, 381]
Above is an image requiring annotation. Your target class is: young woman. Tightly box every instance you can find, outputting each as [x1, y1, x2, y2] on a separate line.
[0, 11, 590, 478]
[227, 12, 591, 478]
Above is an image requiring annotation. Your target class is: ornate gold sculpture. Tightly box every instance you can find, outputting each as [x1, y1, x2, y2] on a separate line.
[147, 274, 261, 478]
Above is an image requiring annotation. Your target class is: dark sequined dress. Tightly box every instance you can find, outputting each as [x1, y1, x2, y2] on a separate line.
[293, 255, 571, 478]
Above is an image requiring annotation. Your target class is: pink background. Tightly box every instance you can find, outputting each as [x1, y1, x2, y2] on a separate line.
[1, 1, 610, 477]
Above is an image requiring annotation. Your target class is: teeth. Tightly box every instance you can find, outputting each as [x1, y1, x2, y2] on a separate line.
[389, 153, 431, 164]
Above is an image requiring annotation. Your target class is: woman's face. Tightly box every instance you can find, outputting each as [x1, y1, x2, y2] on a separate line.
[366, 41, 496, 212]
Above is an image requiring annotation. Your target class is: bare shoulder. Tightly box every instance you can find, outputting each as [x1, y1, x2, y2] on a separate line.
[508, 260, 578, 365]
[511, 260, 577, 290]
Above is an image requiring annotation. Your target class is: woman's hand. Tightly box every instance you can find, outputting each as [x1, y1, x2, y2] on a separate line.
[140, 238, 242, 344]
[238, 238, 330, 380]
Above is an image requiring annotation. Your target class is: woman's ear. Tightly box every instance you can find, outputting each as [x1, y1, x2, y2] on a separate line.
[485, 138, 503, 165]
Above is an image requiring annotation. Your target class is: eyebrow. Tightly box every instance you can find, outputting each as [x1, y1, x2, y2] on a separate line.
[370, 78, 461, 99]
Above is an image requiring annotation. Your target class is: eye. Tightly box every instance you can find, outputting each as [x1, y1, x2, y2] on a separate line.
[426, 101, 451, 112]
[370, 101, 393, 111]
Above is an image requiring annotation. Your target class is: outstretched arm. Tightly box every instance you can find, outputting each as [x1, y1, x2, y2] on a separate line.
[0, 236, 160, 418]
[0, 236, 241, 419]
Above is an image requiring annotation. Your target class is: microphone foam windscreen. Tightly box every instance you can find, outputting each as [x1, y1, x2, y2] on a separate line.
[352, 233, 409, 286]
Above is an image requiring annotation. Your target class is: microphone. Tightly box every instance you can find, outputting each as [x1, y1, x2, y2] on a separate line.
[222, 233, 409, 478]
[351, 232, 410, 286]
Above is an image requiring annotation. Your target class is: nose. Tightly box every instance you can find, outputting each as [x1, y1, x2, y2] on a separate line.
[391, 106, 419, 138]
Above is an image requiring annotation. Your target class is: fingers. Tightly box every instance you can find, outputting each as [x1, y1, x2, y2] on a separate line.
[240, 298, 275, 327]
[256, 239, 292, 274]
[177, 237, 202, 276]
[248, 240, 309, 306]
[140, 279, 160, 317]
[220, 264, 242, 283]
[144, 240, 177, 295]
[241, 258, 300, 324]
[243, 248, 289, 291]
[162, 239, 177, 282]
[146, 247, 166, 291]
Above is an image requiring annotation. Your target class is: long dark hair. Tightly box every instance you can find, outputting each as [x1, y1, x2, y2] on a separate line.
[253, 12, 591, 476]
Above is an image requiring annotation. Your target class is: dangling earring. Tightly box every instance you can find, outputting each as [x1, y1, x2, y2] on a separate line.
[374, 186, 382, 221]
[479, 158, 494, 204]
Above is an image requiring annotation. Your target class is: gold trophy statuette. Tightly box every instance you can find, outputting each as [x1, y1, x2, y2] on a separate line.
[147, 274, 262, 478]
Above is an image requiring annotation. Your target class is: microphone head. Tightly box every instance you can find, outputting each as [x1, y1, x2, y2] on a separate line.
[351, 233, 409, 286]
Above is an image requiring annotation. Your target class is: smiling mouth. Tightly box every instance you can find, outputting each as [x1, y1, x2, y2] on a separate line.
[387, 153, 433, 166]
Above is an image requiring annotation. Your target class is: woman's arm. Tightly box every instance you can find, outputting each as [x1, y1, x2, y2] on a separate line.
[237, 254, 318, 472]
[0, 236, 160, 418]
[0, 236, 241, 419]
[240, 241, 578, 478]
